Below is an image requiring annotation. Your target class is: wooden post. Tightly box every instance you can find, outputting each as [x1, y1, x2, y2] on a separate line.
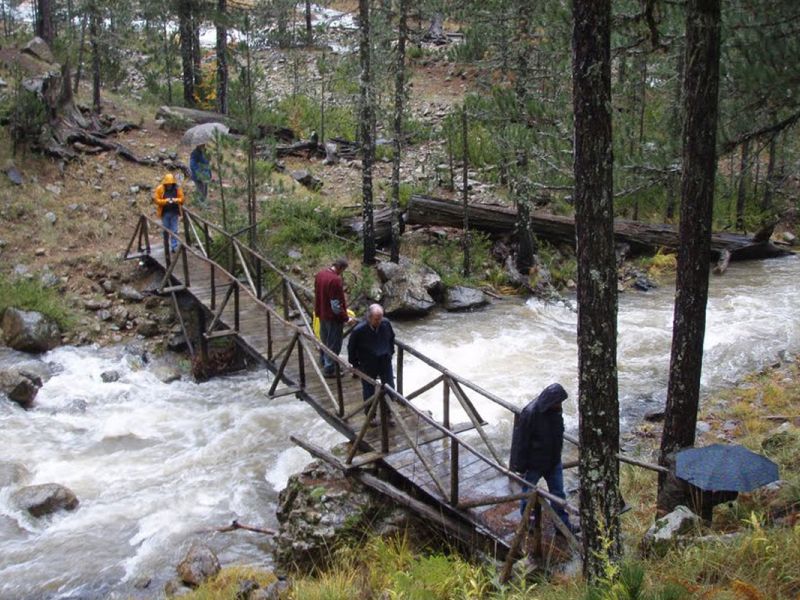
[336, 363, 344, 417]
[163, 229, 171, 267]
[443, 382, 450, 428]
[297, 338, 306, 388]
[379, 389, 389, 453]
[204, 222, 210, 257]
[450, 438, 459, 506]
[197, 305, 209, 365]
[181, 246, 190, 287]
[282, 280, 290, 319]
[266, 311, 273, 361]
[210, 261, 216, 310]
[499, 490, 536, 584]
[233, 284, 240, 331]
[397, 346, 404, 395]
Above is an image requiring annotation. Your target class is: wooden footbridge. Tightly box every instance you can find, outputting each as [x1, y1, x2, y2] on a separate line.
[123, 209, 663, 576]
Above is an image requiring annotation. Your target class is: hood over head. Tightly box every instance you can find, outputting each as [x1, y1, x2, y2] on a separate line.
[162, 173, 176, 185]
[533, 382, 568, 412]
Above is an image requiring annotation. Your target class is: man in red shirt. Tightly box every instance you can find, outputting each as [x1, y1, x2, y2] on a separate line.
[314, 258, 353, 377]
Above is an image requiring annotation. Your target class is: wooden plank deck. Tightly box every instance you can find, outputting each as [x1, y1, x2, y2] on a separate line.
[130, 226, 558, 558]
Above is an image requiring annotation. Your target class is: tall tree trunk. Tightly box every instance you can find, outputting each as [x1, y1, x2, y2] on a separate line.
[390, 0, 407, 264]
[89, 2, 100, 113]
[305, 0, 312, 45]
[665, 46, 684, 222]
[658, 0, 722, 509]
[216, 0, 228, 114]
[36, 0, 53, 44]
[572, 0, 621, 579]
[359, 0, 376, 265]
[163, 19, 174, 104]
[178, 0, 195, 107]
[461, 107, 470, 277]
[73, 12, 87, 91]
[762, 132, 777, 212]
[735, 139, 750, 230]
[193, 18, 201, 89]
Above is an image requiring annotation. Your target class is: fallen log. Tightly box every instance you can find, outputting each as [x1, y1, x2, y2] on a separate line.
[155, 105, 296, 142]
[406, 195, 792, 262]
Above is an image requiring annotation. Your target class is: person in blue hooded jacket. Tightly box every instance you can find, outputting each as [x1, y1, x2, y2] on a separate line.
[189, 144, 211, 204]
[509, 382, 572, 531]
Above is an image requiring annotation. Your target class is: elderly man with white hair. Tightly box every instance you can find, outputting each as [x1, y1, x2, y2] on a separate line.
[347, 303, 396, 424]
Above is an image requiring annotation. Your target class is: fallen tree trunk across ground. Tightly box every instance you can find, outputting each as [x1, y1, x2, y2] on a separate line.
[406, 195, 792, 263]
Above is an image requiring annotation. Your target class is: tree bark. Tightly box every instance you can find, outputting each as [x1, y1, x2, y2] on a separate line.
[359, 0, 376, 265]
[89, 2, 100, 113]
[762, 132, 777, 212]
[658, 0, 722, 510]
[572, 0, 621, 578]
[305, 0, 312, 45]
[390, 0, 407, 264]
[36, 0, 53, 44]
[216, 0, 228, 114]
[461, 107, 470, 277]
[178, 0, 195, 107]
[736, 139, 750, 231]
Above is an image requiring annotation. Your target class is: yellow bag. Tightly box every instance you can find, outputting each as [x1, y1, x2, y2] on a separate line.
[313, 309, 356, 339]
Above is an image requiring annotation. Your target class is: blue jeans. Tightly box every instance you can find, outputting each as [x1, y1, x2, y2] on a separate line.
[319, 319, 343, 374]
[360, 355, 395, 413]
[520, 462, 570, 527]
[162, 212, 179, 251]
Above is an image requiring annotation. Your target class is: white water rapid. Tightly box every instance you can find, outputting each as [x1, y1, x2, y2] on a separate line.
[1, 255, 799, 598]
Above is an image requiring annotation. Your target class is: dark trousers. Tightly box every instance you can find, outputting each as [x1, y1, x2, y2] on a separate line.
[520, 462, 570, 527]
[319, 319, 343, 374]
[360, 355, 394, 413]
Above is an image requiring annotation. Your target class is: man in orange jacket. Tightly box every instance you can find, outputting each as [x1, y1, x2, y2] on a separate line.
[153, 173, 185, 252]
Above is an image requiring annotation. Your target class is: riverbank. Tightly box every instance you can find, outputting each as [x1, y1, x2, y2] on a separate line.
[181, 356, 800, 600]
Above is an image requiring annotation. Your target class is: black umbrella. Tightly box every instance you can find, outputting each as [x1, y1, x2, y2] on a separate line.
[675, 444, 779, 492]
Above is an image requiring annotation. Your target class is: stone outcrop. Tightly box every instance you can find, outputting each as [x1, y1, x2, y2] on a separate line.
[640, 505, 701, 557]
[376, 259, 439, 317]
[12, 483, 79, 517]
[176, 541, 220, 587]
[2, 308, 61, 353]
[275, 458, 411, 570]
[443, 285, 489, 311]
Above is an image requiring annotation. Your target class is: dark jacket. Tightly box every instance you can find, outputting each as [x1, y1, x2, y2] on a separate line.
[347, 318, 395, 371]
[509, 383, 567, 473]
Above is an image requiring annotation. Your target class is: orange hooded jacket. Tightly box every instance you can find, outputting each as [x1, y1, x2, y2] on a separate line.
[153, 173, 185, 217]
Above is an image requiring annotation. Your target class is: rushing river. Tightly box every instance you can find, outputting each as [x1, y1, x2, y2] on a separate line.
[1, 255, 799, 598]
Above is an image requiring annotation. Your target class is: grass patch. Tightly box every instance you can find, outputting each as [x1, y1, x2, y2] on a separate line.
[179, 566, 277, 600]
[0, 273, 75, 330]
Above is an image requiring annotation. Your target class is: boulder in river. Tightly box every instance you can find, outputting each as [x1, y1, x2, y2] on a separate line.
[443, 285, 489, 312]
[2, 308, 61, 353]
[12, 483, 79, 517]
[176, 541, 220, 587]
[377, 260, 437, 317]
[0, 368, 42, 408]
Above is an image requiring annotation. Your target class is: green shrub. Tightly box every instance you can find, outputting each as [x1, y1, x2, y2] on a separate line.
[0, 274, 75, 330]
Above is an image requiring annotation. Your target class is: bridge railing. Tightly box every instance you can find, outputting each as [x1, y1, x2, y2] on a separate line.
[124, 211, 663, 568]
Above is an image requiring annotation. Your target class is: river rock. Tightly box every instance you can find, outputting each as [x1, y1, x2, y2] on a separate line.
[110, 306, 130, 327]
[0, 462, 31, 489]
[254, 578, 291, 599]
[119, 285, 144, 302]
[101, 370, 120, 383]
[0, 368, 42, 408]
[377, 260, 437, 317]
[136, 319, 160, 338]
[153, 365, 181, 383]
[443, 286, 489, 311]
[640, 505, 701, 557]
[12, 483, 79, 517]
[84, 298, 113, 311]
[176, 541, 220, 587]
[2, 308, 61, 353]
